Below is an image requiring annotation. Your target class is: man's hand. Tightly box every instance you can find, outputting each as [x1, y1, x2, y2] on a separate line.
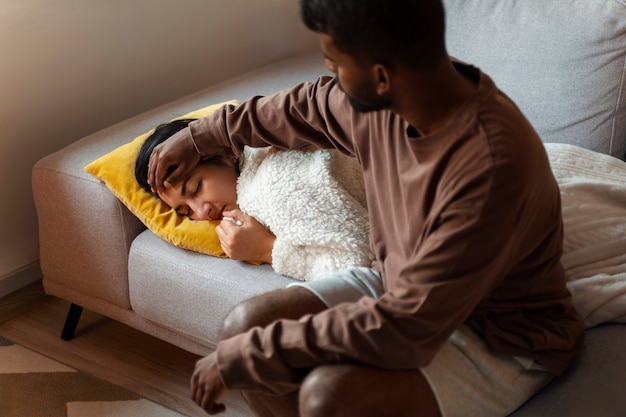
[147, 127, 201, 194]
[217, 209, 276, 264]
[191, 352, 227, 415]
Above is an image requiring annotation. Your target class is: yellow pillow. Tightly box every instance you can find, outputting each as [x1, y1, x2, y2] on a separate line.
[85, 100, 240, 257]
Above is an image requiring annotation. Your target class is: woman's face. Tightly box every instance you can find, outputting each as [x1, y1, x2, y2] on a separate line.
[158, 159, 238, 221]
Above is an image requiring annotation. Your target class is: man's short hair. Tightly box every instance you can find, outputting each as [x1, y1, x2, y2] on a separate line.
[300, 0, 447, 69]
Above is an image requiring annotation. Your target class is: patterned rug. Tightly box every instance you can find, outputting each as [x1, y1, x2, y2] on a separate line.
[0, 336, 187, 417]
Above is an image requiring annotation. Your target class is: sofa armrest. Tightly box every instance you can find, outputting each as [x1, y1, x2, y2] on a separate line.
[33, 129, 147, 309]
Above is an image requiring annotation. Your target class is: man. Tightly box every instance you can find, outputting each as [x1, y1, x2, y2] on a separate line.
[148, 1, 585, 416]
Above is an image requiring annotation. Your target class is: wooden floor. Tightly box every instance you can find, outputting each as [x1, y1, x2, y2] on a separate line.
[0, 281, 209, 417]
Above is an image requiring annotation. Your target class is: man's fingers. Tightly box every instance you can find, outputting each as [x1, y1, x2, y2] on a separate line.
[190, 353, 227, 414]
[192, 375, 226, 414]
[190, 373, 201, 403]
[155, 160, 174, 192]
[154, 162, 183, 194]
[147, 148, 159, 192]
[147, 125, 202, 192]
[148, 148, 173, 193]
[191, 386, 225, 415]
[208, 402, 226, 415]
[163, 163, 183, 187]
[201, 391, 225, 415]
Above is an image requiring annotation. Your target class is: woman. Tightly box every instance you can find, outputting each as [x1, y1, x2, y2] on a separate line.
[135, 119, 373, 281]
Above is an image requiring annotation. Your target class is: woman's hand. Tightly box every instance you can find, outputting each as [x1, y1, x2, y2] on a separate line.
[217, 209, 276, 264]
[147, 127, 201, 193]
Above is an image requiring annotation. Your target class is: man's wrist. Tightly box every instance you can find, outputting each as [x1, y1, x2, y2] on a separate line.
[188, 113, 229, 158]
[186, 125, 202, 156]
[216, 333, 251, 390]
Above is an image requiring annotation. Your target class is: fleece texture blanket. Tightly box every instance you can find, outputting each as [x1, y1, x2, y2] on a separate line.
[237, 146, 373, 281]
[546, 143, 626, 328]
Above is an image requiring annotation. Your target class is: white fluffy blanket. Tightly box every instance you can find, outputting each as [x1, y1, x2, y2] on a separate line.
[546, 143, 626, 327]
[237, 147, 373, 281]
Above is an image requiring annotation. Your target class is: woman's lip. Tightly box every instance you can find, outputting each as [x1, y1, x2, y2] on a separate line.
[209, 207, 224, 221]
[208, 208, 224, 220]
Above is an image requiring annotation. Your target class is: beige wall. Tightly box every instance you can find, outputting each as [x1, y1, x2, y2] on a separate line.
[0, 0, 317, 295]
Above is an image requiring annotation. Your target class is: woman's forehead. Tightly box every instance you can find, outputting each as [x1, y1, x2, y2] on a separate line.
[158, 180, 186, 205]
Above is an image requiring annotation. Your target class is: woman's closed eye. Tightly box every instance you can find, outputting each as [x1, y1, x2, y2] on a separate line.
[182, 178, 201, 197]
[175, 179, 201, 217]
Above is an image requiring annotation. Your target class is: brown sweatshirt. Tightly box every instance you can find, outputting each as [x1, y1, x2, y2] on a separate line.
[188, 63, 585, 395]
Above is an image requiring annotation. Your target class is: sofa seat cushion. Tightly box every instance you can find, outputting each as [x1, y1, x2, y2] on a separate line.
[128, 230, 294, 350]
[510, 324, 626, 417]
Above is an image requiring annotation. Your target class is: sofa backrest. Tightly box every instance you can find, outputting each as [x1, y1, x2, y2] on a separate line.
[443, 0, 626, 161]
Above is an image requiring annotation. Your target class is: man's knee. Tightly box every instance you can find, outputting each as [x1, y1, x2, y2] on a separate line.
[220, 287, 326, 341]
[220, 290, 289, 340]
[299, 366, 349, 417]
[220, 298, 263, 340]
[299, 364, 440, 417]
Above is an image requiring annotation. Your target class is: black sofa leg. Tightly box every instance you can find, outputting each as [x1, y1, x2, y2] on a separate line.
[61, 303, 83, 341]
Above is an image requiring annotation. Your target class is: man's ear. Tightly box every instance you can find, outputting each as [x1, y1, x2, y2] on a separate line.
[373, 64, 391, 96]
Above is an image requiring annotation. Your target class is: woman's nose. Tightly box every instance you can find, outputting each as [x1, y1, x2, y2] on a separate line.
[188, 201, 212, 221]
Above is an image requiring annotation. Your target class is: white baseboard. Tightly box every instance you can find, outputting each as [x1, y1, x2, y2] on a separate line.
[0, 262, 42, 299]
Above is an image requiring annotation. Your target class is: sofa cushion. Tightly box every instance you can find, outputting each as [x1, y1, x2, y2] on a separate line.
[510, 323, 626, 417]
[84, 101, 239, 258]
[128, 230, 294, 351]
[443, 0, 626, 160]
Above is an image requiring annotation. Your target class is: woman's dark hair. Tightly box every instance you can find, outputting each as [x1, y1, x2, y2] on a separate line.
[300, 0, 447, 69]
[135, 118, 196, 193]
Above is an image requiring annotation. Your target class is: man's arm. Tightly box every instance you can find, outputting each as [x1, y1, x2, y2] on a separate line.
[189, 76, 356, 157]
[148, 76, 356, 191]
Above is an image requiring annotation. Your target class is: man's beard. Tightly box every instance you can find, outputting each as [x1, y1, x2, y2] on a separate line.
[347, 94, 392, 113]
[336, 77, 392, 113]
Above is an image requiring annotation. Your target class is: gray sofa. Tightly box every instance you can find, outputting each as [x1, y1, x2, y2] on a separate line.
[32, 0, 626, 416]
